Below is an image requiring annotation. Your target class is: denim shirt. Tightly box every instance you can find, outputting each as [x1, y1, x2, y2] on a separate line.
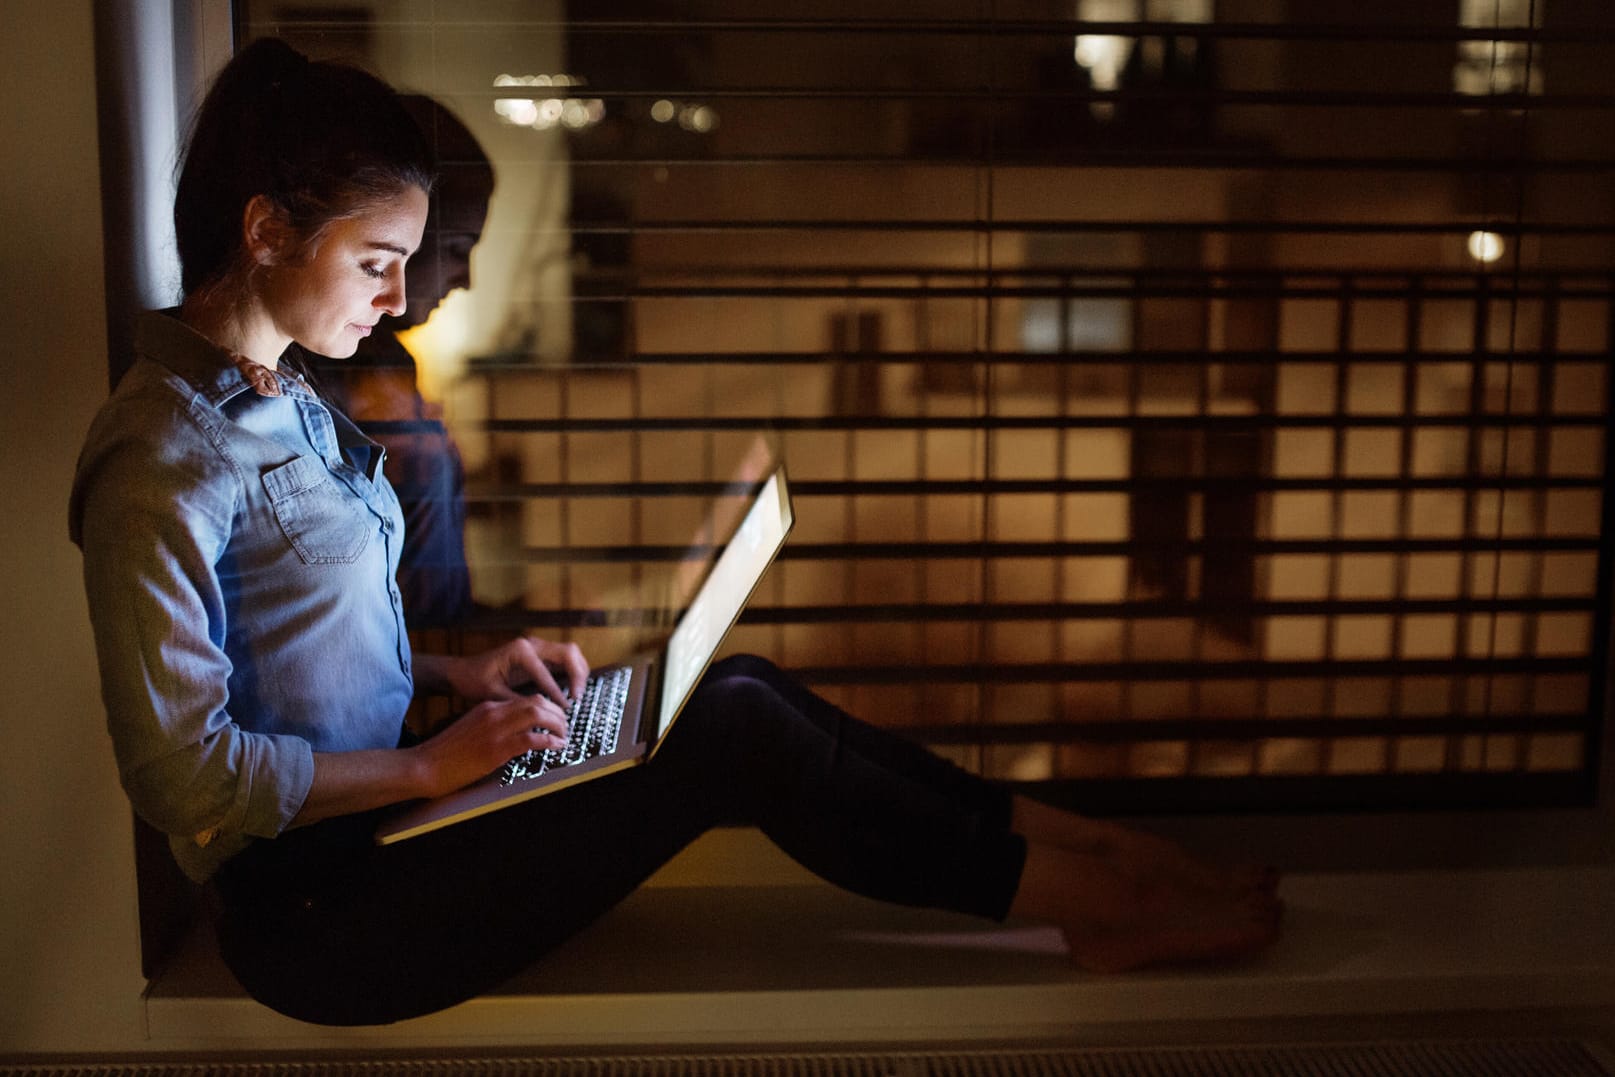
[69, 311, 414, 882]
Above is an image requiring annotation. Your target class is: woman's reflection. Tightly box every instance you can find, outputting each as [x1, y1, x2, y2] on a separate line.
[314, 97, 495, 629]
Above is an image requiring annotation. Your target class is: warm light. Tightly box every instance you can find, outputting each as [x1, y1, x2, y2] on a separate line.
[651, 99, 716, 132]
[1454, 0, 1545, 97]
[535, 98, 565, 129]
[561, 99, 591, 129]
[1074, 34, 1131, 92]
[495, 97, 601, 131]
[396, 289, 475, 406]
[1468, 230, 1506, 263]
[494, 98, 539, 127]
[495, 73, 581, 88]
[494, 77, 605, 131]
[679, 104, 718, 133]
[1074, 0, 1213, 110]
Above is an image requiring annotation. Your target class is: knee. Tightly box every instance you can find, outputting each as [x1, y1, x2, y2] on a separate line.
[680, 656, 810, 750]
[690, 669, 778, 721]
[656, 674, 765, 771]
[704, 653, 780, 685]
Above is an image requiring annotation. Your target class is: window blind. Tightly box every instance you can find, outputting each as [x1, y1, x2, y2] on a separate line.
[241, 0, 1614, 813]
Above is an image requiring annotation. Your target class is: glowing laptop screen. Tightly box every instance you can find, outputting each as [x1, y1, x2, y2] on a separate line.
[655, 469, 792, 738]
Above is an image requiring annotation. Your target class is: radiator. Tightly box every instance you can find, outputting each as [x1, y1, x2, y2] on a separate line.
[3, 1039, 1611, 1076]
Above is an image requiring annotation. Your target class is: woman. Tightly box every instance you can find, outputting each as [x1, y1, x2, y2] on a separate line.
[70, 39, 1280, 1026]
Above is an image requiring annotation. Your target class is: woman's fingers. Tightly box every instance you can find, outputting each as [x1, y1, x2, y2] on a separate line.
[473, 695, 568, 757]
[547, 641, 591, 700]
[502, 637, 589, 709]
[520, 694, 570, 743]
[417, 695, 569, 796]
[490, 637, 556, 704]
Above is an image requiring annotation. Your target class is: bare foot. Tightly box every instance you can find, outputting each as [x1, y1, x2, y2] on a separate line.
[1009, 799, 1279, 901]
[1006, 802, 1284, 970]
[1065, 879, 1283, 974]
[1104, 823, 1280, 902]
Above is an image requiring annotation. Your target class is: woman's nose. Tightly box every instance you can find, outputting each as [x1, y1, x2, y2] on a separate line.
[378, 270, 407, 317]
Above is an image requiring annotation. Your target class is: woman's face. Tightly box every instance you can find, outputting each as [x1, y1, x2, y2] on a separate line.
[260, 186, 430, 359]
[401, 172, 492, 328]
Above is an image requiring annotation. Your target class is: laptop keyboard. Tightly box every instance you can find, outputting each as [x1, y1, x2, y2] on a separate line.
[499, 665, 634, 785]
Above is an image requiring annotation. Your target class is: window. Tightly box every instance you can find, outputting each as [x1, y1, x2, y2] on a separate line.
[234, 2, 1614, 815]
[1456, 0, 1545, 97]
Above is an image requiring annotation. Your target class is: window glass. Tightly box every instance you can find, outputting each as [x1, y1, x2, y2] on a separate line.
[237, 1, 1615, 811]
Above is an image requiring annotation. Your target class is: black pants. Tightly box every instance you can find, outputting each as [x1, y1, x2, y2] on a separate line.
[215, 655, 1027, 1025]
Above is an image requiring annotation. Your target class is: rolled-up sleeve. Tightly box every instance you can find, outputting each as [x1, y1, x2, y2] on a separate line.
[73, 406, 314, 880]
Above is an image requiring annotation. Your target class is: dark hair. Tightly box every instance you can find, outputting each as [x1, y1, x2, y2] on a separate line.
[174, 38, 437, 298]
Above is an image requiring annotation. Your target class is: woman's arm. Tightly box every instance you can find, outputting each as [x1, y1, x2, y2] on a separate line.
[291, 691, 570, 827]
[74, 415, 315, 858]
[294, 636, 591, 826]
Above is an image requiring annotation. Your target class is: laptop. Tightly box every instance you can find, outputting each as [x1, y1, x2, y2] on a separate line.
[375, 464, 794, 844]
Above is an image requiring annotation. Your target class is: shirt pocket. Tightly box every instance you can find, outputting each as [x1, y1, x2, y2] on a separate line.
[262, 455, 372, 565]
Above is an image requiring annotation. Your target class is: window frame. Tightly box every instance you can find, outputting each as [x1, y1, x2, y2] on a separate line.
[95, 1, 1615, 980]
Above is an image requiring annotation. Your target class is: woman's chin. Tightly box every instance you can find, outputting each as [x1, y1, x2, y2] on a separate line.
[303, 337, 360, 360]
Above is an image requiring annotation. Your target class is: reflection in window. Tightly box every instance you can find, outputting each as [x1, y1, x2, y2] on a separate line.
[1074, 0, 1214, 121]
[232, 3, 1615, 812]
[1455, 0, 1545, 96]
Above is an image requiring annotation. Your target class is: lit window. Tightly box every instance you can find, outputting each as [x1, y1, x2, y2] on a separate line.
[1455, 0, 1545, 96]
[1074, 0, 1214, 107]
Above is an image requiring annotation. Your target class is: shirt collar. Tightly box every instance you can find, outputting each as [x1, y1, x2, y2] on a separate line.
[135, 309, 313, 406]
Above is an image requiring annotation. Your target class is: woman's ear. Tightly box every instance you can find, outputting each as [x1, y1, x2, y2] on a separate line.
[241, 194, 296, 266]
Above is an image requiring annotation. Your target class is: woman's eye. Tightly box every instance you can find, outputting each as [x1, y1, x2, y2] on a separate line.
[360, 262, 385, 280]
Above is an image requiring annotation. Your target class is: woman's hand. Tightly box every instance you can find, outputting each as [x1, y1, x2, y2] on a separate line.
[420, 637, 590, 710]
[411, 694, 570, 798]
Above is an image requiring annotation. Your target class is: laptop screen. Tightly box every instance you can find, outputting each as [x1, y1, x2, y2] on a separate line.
[655, 468, 793, 739]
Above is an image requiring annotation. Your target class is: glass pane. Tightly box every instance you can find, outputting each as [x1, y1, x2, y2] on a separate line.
[232, 1, 1614, 810]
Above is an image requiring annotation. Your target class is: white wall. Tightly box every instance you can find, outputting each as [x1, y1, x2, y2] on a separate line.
[0, 0, 151, 1054]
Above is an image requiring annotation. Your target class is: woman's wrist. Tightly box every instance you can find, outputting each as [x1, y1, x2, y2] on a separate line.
[404, 739, 447, 799]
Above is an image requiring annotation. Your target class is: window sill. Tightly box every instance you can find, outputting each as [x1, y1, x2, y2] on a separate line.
[143, 829, 1615, 1051]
